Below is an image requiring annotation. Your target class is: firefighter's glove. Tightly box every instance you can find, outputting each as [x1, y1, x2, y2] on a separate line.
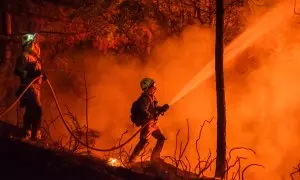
[155, 104, 169, 118]
[23, 71, 28, 79]
[162, 104, 169, 112]
[42, 73, 47, 81]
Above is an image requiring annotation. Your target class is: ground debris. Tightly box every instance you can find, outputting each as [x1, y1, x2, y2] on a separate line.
[0, 121, 217, 180]
[0, 136, 157, 180]
[129, 160, 217, 180]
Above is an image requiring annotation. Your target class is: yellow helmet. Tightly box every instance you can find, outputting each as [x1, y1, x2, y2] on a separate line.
[22, 33, 36, 46]
[140, 78, 155, 91]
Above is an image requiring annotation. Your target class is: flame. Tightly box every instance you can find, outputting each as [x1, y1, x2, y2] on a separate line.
[107, 157, 120, 167]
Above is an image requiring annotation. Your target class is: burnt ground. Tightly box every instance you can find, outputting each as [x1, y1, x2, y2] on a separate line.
[0, 137, 160, 180]
[0, 121, 216, 180]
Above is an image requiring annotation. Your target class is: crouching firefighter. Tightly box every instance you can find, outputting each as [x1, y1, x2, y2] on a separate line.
[129, 78, 169, 163]
[14, 33, 47, 141]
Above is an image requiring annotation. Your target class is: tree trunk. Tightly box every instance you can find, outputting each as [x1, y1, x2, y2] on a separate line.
[214, 0, 226, 178]
[1, 2, 12, 64]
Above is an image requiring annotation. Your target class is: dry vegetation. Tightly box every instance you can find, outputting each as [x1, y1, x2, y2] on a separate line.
[1, 0, 300, 180]
[35, 115, 265, 179]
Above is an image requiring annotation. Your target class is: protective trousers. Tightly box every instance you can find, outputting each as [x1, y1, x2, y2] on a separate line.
[129, 120, 166, 162]
[21, 83, 42, 140]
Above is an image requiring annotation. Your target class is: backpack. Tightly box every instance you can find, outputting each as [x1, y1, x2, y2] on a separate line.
[130, 95, 151, 127]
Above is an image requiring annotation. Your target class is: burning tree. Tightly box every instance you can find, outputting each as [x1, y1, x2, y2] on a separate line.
[0, 0, 270, 179]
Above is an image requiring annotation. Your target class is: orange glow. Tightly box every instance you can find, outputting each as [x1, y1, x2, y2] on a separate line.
[43, 1, 300, 179]
[107, 157, 121, 167]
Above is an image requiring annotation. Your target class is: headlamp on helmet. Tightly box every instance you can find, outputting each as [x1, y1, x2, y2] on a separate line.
[22, 33, 36, 46]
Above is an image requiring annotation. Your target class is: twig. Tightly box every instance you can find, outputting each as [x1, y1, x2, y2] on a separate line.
[290, 163, 300, 180]
[185, 156, 191, 179]
[242, 164, 265, 180]
[174, 129, 180, 173]
[225, 156, 247, 176]
[128, 144, 133, 155]
[198, 149, 214, 177]
[228, 147, 256, 163]
[195, 117, 213, 174]
[174, 129, 180, 157]
[118, 129, 129, 167]
[162, 156, 178, 164]
[83, 60, 90, 155]
[144, 148, 153, 161]
[64, 105, 86, 153]
[179, 159, 188, 172]
[225, 147, 256, 179]
[200, 157, 217, 177]
[231, 158, 242, 180]
[179, 119, 190, 160]
[171, 119, 190, 176]
[140, 142, 150, 169]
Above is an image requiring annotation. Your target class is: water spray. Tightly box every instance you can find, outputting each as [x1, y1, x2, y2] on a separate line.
[169, 2, 293, 106]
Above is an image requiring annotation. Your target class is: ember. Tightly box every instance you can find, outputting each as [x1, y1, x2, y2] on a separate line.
[107, 157, 120, 167]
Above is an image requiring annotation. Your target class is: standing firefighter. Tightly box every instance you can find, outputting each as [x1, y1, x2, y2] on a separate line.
[129, 78, 169, 163]
[14, 33, 46, 141]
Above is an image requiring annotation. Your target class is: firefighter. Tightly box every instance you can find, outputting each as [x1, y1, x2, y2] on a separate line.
[129, 78, 169, 163]
[14, 33, 46, 141]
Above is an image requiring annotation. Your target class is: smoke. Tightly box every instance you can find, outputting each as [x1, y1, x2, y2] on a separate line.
[41, 1, 300, 179]
[223, 7, 300, 180]
[227, 23, 300, 179]
[79, 26, 217, 153]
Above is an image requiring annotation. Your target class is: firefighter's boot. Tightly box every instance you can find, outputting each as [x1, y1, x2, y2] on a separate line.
[129, 140, 147, 163]
[35, 129, 42, 141]
[22, 130, 32, 141]
[150, 138, 165, 163]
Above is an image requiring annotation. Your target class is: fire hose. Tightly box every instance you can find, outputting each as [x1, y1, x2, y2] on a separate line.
[0, 76, 157, 152]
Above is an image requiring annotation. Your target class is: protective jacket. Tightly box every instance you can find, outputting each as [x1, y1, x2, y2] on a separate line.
[14, 42, 42, 85]
[14, 41, 43, 140]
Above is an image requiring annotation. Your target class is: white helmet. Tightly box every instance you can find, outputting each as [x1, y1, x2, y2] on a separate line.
[140, 78, 155, 91]
[22, 33, 36, 46]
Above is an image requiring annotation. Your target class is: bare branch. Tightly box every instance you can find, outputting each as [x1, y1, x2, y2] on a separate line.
[140, 142, 150, 169]
[83, 60, 90, 155]
[179, 119, 190, 160]
[242, 164, 265, 180]
[185, 156, 191, 178]
[195, 117, 214, 172]
[290, 163, 300, 180]
[225, 156, 247, 175]
[228, 146, 256, 163]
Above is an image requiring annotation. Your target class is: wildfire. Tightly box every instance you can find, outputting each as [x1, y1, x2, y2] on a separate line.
[107, 157, 120, 167]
